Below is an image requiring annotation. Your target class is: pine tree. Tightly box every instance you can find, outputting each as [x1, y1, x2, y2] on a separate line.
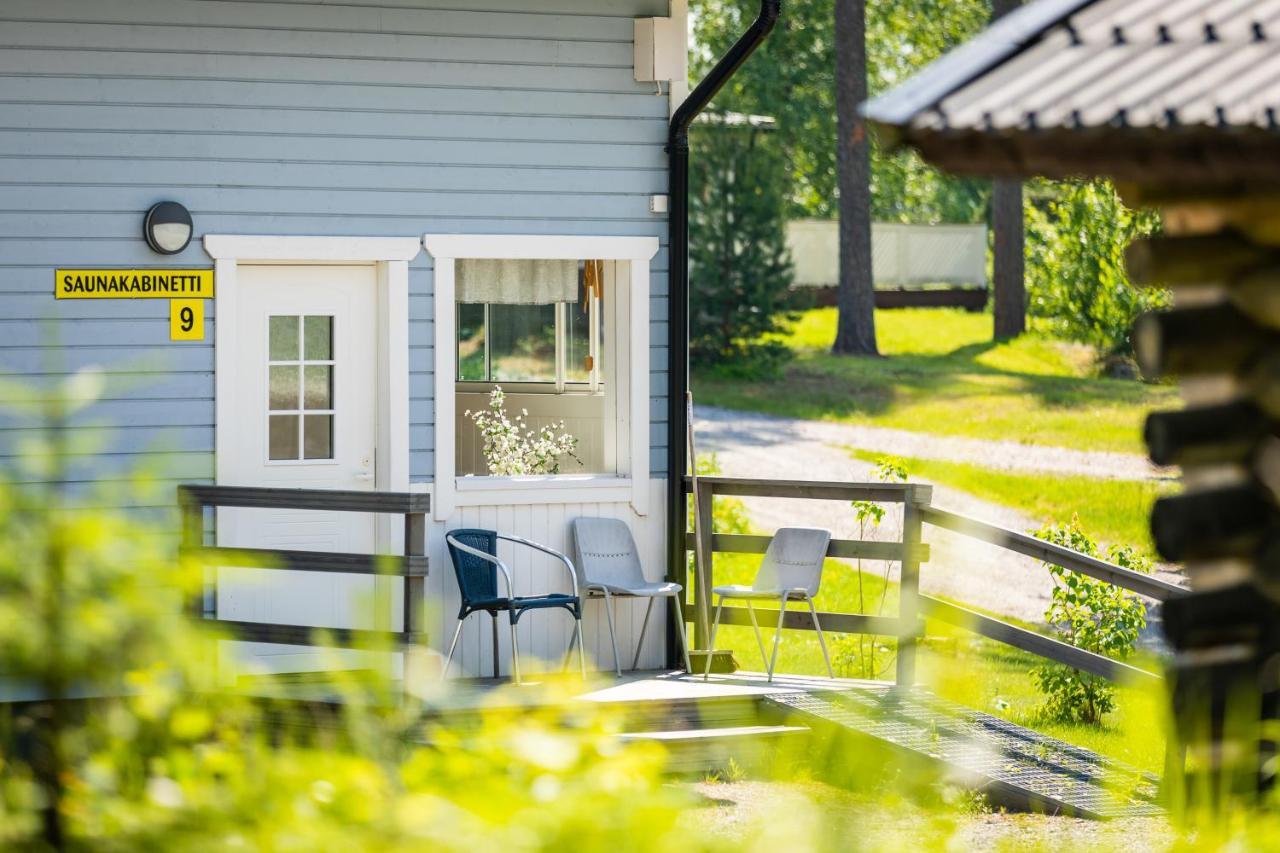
[689, 119, 795, 374]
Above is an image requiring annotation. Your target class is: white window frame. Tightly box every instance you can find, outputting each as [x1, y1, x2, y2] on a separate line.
[425, 234, 657, 520]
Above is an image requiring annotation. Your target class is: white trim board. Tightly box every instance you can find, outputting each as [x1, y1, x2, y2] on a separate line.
[206, 234, 418, 532]
[424, 234, 657, 521]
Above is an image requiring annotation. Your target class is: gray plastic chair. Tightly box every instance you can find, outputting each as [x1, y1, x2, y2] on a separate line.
[704, 526, 833, 682]
[570, 517, 692, 677]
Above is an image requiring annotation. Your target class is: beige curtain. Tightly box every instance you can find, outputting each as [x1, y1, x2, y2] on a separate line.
[456, 258, 578, 305]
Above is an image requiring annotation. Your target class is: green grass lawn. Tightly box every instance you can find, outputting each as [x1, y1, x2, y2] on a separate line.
[848, 449, 1176, 558]
[694, 493, 1167, 774]
[695, 308, 1178, 454]
[695, 549, 1166, 774]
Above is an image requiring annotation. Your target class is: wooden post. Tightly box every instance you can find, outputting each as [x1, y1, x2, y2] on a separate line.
[179, 492, 206, 619]
[694, 483, 715, 650]
[403, 510, 427, 697]
[896, 485, 927, 689]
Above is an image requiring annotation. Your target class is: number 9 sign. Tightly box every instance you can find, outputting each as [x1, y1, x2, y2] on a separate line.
[169, 298, 204, 341]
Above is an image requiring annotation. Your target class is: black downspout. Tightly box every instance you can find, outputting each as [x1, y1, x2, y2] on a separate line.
[666, 0, 781, 667]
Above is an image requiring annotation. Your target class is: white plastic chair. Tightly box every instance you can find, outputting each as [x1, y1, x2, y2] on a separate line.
[570, 517, 693, 676]
[703, 526, 833, 682]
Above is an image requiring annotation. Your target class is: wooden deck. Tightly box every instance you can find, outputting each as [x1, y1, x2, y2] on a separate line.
[233, 669, 1163, 818]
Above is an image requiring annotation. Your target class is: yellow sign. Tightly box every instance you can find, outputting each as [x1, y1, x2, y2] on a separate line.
[170, 299, 205, 341]
[55, 268, 213, 299]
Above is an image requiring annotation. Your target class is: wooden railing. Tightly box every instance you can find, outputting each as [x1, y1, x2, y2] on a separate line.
[681, 476, 1183, 687]
[177, 485, 429, 658]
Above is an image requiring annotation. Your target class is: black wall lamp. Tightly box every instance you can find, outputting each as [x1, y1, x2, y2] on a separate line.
[143, 201, 193, 255]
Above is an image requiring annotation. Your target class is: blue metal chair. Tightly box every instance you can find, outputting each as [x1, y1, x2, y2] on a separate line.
[442, 528, 586, 683]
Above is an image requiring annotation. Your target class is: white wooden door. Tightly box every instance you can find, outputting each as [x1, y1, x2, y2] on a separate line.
[218, 264, 380, 676]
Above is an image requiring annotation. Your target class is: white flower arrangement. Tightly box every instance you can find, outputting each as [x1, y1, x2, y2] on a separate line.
[464, 386, 580, 476]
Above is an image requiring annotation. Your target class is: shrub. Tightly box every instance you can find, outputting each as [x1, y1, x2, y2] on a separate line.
[1025, 180, 1168, 361]
[835, 456, 908, 680]
[1031, 516, 1151, 724]
[0, 372, 708, 850]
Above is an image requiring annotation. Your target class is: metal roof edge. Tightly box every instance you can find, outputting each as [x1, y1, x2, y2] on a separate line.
[862, 0, 1098, 129]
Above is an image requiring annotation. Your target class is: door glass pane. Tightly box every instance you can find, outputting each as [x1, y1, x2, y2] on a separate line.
[303, 415, 333, 460]
[269, 315, 299, 361]
[304, 315, 332, 360]
[490, 303, 555, 382]
[269, 366, 299, 410]
[269, 415, 300, 460]
[303, 366, 332, 410]
[456, 303, 487, 381]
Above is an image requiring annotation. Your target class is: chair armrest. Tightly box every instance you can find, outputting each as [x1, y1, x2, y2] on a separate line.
[446, 533, 515, 599]
[498, 533, 580, 600]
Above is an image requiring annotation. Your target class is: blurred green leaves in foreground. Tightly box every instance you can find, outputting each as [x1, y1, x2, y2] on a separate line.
[0, 370, 704, 850]
[11, 371, 1280, 850]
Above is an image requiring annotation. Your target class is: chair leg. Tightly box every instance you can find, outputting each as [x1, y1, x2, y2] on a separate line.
[509, 612, 522, 686]
[631, 597, 655, 672]
[672, 596, 693, 674]
[806, 597, 834, 679]
[703, 597, 724, 681]
[768, 596, 788, 683]
[744, 601, 769, 672]
[575, 615, 587, 679]
[491, 614, 500, 680]
[601, 589, 622, 678]
[441, 617, 465, 681]
[562, 619, 577, 672]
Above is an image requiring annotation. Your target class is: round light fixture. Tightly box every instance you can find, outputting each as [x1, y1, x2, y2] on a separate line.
[143, 201, 193, 255]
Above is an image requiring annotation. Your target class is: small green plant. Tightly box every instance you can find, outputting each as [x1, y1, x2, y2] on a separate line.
[1031, 516, 1151, 724]
[836, 456, 908, 679]
[464, 385, 580, 475]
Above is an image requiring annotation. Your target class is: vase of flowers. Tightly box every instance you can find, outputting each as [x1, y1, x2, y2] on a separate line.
[464, 386, 580, 475]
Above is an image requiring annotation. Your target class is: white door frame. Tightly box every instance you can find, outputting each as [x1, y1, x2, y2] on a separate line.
[205, 236, 420, 508]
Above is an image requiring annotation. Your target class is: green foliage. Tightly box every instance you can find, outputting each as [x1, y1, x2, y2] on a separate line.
[836, 456, 909, 680]
[1025, 180, 1169, 359]
[689, 121, 795, 375]
[691, 0, 990, 223]
[0, 375, 707, 851]
[1031, 517, 1152, 725]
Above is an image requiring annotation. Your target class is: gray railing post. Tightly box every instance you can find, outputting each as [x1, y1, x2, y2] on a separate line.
[694, 483, 715, 650]
[179, 490, 207, 619]
[403, 509, 427, 696]
[896, 485, 929, 689]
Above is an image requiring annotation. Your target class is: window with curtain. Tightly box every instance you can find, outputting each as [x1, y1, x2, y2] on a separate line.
[455, 259, 604, 392]
[454, 258, 613, 476]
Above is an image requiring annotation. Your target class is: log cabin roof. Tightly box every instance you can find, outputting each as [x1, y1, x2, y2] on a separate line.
[863, 0, 1280, 189]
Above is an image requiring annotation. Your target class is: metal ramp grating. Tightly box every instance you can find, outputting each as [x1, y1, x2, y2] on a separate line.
[765, 686, 1163, 820]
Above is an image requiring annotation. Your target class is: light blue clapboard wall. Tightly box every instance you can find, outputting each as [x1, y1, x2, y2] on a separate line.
[0, 0, 671, 505]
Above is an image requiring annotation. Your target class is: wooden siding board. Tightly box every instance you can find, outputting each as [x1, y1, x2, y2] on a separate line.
[0, 0, 670, 490]
[0, 1, 645, 41]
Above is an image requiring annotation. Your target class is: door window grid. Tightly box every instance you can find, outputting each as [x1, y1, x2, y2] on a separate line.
[268, 315, 336, 462]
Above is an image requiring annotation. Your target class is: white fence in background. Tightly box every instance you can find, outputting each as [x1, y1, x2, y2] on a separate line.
[787, 220, 988, 288]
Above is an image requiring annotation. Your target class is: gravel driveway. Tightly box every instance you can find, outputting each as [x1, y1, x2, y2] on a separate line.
[694, 406, 1184, 625]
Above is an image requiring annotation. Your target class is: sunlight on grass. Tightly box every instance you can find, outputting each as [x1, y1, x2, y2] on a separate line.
[699, 307, 1178, 453]
[847, 449, 1176, 558]
[693, 494, 1167, 772]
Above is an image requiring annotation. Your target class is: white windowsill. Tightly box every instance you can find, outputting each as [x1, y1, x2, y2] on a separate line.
[453, 474, 633, 506]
